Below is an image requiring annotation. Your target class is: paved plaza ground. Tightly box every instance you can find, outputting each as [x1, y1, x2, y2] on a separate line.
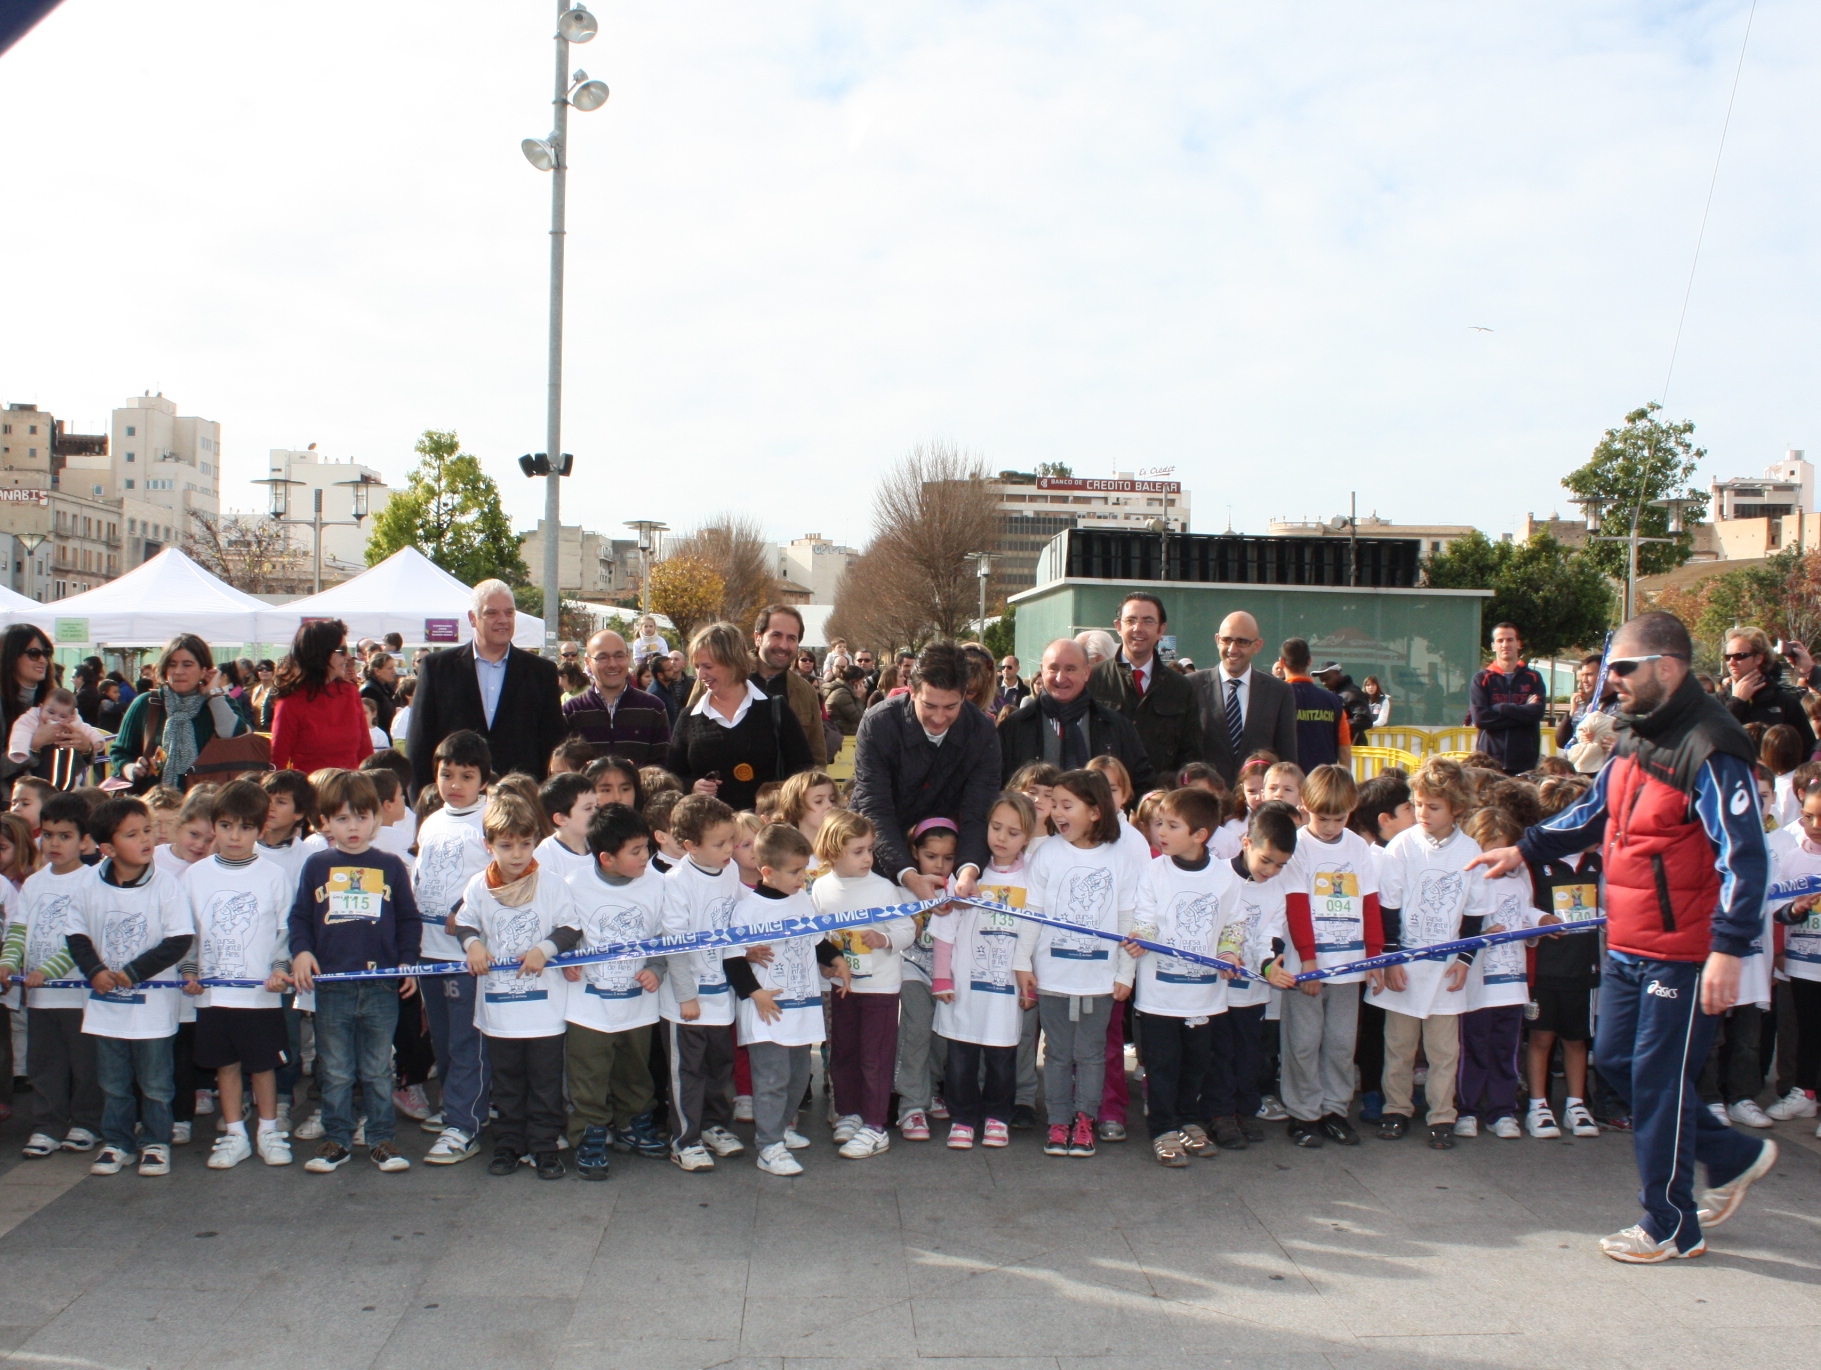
[0, 1079, 1815, 1370]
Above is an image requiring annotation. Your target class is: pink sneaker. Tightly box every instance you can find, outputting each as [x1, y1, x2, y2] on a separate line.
[899, 1110, 931, 1141]
[982, 1119, 1009, 1148]
[929, 1095, 950, 1121]
[946, 1123, 975, 1149]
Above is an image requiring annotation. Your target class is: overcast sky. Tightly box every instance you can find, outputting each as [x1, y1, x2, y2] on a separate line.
[2, 0, 1814, 549]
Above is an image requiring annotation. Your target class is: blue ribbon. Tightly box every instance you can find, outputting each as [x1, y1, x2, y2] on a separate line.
[1770, 873, 1821, 904]
[953, 897, 1258, 981]
[1287, 918, 1608, 984]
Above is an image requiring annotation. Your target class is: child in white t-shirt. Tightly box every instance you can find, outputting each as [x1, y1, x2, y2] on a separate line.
[726, 824, 847, 1176]
[154, 787, 215, 878]
[1126, 787, 1244, 1167]
[562, 802, 670, 1177]
[535, 773, 599, 884]
[451, 792, 583, 1180]
[1766, 778, 1821, 1124]
[933, 794, 1036, 1150]
[1455, 807, 1538, 1140]
[255, 771, 316, 893]
[1006, 762, 1059, 859]
[894, 818, 957, 1138]
[361, 769, 417, 876]
[776, 770, 838, 876]
[812, 809, 913, 1156]
[1014, 769, 1145, 1159]
[179, 780, 296, 1170]
[1371, 759, 1493, 1149]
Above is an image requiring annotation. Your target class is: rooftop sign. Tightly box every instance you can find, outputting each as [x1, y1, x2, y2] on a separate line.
[1037, 477, 1182, 495]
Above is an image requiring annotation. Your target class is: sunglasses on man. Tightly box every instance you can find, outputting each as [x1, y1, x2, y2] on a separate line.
[1606, 653, 1688, 677]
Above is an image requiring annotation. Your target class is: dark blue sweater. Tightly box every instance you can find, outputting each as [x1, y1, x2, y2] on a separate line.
[288, 848, 422, 973]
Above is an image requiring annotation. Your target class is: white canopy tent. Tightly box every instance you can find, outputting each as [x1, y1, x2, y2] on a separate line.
[0, 583, 51, 634]
[272, 547, 546, 650]
[29, 549, 293, 647]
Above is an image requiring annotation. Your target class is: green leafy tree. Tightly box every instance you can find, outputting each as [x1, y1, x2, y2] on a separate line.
[365, 430, 527, 587]
[1561, 403, 1707, 580]
[1035, 461, 1073, 479]
[981, 603, 1017, 661]
[1425, 531, 1615, 658]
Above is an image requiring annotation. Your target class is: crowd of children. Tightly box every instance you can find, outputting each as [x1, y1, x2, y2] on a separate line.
[0, 724, 1814, 1185]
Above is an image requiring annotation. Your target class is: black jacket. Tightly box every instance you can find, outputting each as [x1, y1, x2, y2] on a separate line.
[666, 689, 815, 812]
[851, 694, 1002, 881]
[1190, 667, 1300, 786]
[406, 642, 566, 796]
[360, 677, 397, 736]
[1088, 656, 1200, 791]
[1330, 674, 1376, 743]
[1722, 669, 1817, 758]
[998, 695, 1155, 797]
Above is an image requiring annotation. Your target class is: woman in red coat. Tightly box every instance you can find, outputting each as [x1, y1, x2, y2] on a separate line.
[269, 618, 374, 774]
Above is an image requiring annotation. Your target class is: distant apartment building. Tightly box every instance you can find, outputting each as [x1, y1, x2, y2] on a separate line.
[777, 534, 858, 603]
[985, 471, 1191, 596]
[519, 521, 643, 601]
[1708, 450, 1813, 559]
[1, 401, 126, 600]
[55, 393, 223, 543]
[1267, 512, 1477, 558]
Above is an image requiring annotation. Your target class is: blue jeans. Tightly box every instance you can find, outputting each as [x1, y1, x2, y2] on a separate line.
[1595, 954, 1766, 1251]
[314, 982, 400, 1148]
[423, 968, 491, 1137]
[93, 1034, 175, 1154]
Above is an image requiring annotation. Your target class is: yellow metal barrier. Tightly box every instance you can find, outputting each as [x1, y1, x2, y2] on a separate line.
[1351, 745, 1422, 780]
[827, 734, 857, 783]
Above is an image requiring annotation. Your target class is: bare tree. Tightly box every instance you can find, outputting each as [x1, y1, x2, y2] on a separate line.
[829, 441, 996, 649]
[182, 512, 309, 594]
[672, 513, 781, 630]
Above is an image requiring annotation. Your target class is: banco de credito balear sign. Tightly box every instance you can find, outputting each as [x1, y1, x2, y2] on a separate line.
[1035, 477, 1181, 495]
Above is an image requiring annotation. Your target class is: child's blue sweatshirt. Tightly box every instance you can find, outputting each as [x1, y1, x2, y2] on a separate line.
[288, 847, 421, 973]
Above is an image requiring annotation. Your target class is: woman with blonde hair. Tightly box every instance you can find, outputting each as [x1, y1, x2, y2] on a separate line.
[663, 622, 814, 812]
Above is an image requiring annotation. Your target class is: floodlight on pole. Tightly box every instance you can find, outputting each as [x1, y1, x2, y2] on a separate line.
[557, 5, 597, 42]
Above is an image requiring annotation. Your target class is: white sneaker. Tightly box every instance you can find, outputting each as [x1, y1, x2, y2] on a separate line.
[90, 1145, 131, 1175]
[1565, 1102, 1600, 1138]
[1490, 1116, 1522, 1139]
[170, 1121, 191, 1145]
[1707, 1101, 1730, 1127]
[59, 1128, 98, 1153]
[1767, 1087, 1818, 1120]
[839, 1125, 890, 1160]
[293, 1110, 325, 1140]
[701, 1125, 744, 1157]
[782, 1128, 811, 1151]
[1256, 1095, 1288, 1121]
[275, 1103, 292, 1134]
[419, 1110, 446, 1133]
[1453, 1115, 1479, 1138]
[1527, 1106, 1562, 1139]
[1728, 1099, 1774, 1129]
[423, 1128, 478, 1165]
[1697, 1138, 1777, 1228]
[194, 1089, 216, 1115]
[1600, 1224, 1704, 1263]
[756, 1142, 803, 1176]
[21, 1133, 59, 1159]
[733, 1094, 755, 1123]
[832, 1113, 864, 1144]
[138, 1144, 171, 1177]
[207, 1132, 252, 1170]
[257, 1130, 293, 1166]
[670, 1143, 714, 1172]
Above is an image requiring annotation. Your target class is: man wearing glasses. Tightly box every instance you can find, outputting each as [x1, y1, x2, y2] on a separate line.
[1719, 628, 1816, 758]
[1473, 612, 1773, 1265]
[1190, 611, 1299, 786]
[560, 629, 672, 764]
[558, 641, 582, 668]
[994, 656, 1030, 715]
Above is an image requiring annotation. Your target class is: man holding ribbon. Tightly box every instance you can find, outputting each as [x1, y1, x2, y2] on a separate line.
[1471, 611, 1775, 1264]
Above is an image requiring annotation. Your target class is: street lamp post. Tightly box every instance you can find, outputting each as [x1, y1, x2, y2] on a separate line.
[15, 532, 46, 601]
[625, 519, 668, 613]
[521, 2, 609, 658]
[966, 551, 993, 637]
[255, 474, 379, 595]
[1573, 493, 1693, 622]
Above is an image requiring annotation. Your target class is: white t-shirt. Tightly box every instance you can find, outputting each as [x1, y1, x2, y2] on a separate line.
[1225, 860, 1290, 1009]
[183, 855, 293, 1009]
[564, 865, 667, 1032]
[727, 889, 825, 1048]
[1116, 814, 1154, 867]
[1463, 869, 1537, 1012]
[934, 862, 1028, 1047]
[810, 870, 913, 993]
[413, 804, 489, 960]
[371, 822, 417, 876]
[1773, 832, 1821, 985]
[1131, 855, 1243, 1019]
[536, 834, 597, 887]
[459, 870, 581, 1039]
[75, 864, 193, 1039]
[255, 835, 312, 900]
[1014, 837, 1144, 997]
[1210, 819, 1245, 863]
[657, 856, 743, 1026]
[13, 865, 93, 1009]
[153, 845, 196, 879]
[1282, 827, 1382, 984]
[1372, 825, 1490, 1019]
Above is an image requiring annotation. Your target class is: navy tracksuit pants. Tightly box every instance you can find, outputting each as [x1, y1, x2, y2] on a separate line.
[1594, 953, 1766, 1252]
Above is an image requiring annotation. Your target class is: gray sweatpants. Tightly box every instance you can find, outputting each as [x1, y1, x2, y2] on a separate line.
[1037, 993, 1110, 1124]
[893, 979, 942, 1117]
[1015, 1003, 1040, 1107]
[27, 1006, 101, 1137]
[747, 1041, 813, 1150]
[1279, 981, 1360, 1122]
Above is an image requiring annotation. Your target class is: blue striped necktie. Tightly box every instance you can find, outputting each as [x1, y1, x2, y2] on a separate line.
[1226, 678, 1244, 754]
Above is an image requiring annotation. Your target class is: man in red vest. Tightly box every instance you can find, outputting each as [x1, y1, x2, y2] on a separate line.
[1473, 612, 1774, 1263]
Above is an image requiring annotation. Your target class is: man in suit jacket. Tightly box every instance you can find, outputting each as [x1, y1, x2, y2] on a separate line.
[1088, 592, 1201, 793]
[1192, 610, 1299, 786]
[406, 580, 567, 796]
[1004, 639, 1154, 795]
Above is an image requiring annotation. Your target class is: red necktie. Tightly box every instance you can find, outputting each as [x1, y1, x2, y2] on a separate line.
[1134, 665, 1146, 697]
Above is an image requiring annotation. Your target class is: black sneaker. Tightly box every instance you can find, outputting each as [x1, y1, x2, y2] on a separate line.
[1212, 1116, 1247, 1150]
[1011, 1104, 1037, 1130]
[535, 1150, 565, 1181]
[1287, 1118, 1323, 1148]
[487, 1145, 521, 1176]
[575, 1125, 611, 1181]
[1378, 1115, 1410, 1141]
[1240, 1114, 1265, 1143]
[1319, 1113, 1361, 1146]
[1426, 1124, 1455, 1150]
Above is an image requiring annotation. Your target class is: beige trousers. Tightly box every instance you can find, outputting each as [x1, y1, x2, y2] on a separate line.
[1382, 1010, 1461, 1125]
